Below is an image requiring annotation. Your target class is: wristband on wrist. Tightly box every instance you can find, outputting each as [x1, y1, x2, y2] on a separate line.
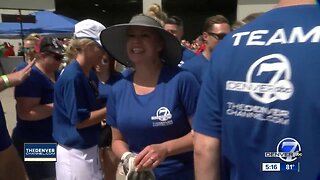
[121, 152, 133, 161]
[1, 75, 10, 88]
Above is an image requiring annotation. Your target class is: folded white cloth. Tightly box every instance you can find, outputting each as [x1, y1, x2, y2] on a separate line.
[120, 152, 156, 180]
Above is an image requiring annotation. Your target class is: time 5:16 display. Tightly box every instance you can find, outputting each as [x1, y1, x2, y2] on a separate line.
[262, 163, 281, 171]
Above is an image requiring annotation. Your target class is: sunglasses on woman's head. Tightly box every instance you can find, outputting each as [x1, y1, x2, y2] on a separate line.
[22, 47, 35, 52]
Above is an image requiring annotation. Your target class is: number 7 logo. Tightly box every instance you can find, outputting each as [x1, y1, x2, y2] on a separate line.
[277, 138, 301, 162]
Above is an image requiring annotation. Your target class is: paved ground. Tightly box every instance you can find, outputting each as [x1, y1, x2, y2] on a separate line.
[1, 88, 16, 135]
[0, 87, 125, 180]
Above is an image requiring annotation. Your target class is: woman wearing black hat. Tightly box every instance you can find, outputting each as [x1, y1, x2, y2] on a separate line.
[100, 14, 200, 180]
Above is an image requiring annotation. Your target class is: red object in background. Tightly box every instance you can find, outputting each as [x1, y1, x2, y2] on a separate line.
[195, 44, 206, 55]
[3, 42, 15, 57]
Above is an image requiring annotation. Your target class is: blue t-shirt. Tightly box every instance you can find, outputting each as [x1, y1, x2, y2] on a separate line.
[107, 65, 200, 179]
[98, 72, 123, 105]
[53, 60, 103, 149]
[193, 5, 320, 180]
[13, 65, 58, 142]
[178, 46, 196, 67]
[15, 62, 27, 71]
[181, 53, 209, 84]
[0, 101, 11, 151]
[182, 46, 195, 61]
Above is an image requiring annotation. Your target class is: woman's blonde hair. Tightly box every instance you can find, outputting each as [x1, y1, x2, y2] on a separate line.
[24, 33, 40, 44]
[65, 38, 96, 64]
[146, 3, 167, 27]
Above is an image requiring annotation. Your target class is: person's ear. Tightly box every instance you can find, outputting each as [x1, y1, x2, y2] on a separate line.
[202, 32, 209, 43]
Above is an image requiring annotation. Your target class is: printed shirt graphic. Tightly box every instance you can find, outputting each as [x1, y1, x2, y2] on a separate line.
[107, 66, 199, 178]
[192, 5, 320, 180]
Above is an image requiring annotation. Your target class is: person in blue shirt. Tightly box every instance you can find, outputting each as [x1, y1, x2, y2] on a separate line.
[12, 36, 64, 180]
[53, 19, 107, 180]
[95, 54, 122, 180]
[181, 15, 230, 84]
[193, 0, 320, 179]
[0, 61, 34, 180]
[100, 14, 200, 180]
[164, 16, 196, 66]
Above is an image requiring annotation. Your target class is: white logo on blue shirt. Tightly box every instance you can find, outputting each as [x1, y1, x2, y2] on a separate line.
[265, 138, 302, 163]
[151, 107, 172, 121]
[226, 54, 294, 104]
[151, 107, 173, 127]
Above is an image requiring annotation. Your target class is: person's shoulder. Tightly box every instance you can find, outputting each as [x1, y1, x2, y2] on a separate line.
[60, 61, 82, 79]
[107, 71, 123, 85]
[182, 46, 196, 60]
[182, 46, 195, 55]
[121, 68, 134, 77]
[163, 65, 197, 82]
[112, 71, 124, 80]
[15, 62, 30, 71]
[110, 71, 131, 92]
[182, 53, 206, 68]
[28, 65, 45, 79]
[188, 53, 206, 63]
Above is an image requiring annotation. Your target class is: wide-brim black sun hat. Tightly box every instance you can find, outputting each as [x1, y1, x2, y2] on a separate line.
[100, 14, 182, 67]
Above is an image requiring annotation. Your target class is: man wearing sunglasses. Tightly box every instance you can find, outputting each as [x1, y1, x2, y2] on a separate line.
[193, 0, 320, 180]
[12, 36, 64, 180]
[181, 15, 230, 84]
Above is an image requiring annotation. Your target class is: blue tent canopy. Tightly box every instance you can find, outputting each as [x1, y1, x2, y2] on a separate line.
[0, 10, 78, 39]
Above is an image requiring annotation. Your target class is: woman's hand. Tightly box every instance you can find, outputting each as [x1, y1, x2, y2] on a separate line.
[134, 143, 168, 171]
[8, 59, 35, 87]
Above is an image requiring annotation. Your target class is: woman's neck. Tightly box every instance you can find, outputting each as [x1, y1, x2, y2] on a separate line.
[76, 55, 92, 77]
[133, 61, 162, 87]
[35, 62, 56, 82]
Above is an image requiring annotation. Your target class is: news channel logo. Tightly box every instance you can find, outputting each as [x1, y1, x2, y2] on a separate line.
[24, 143, 57, 162]
[265, 138, 302, 162]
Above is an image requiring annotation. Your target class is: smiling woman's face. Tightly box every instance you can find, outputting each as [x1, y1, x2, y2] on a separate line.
[126, 26, 163, 65]
[23, 40, 37, 61]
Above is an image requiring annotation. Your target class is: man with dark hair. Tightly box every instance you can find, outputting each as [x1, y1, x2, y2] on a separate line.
[164, 16, 195, 65]
[193, 0, 320, 179]
[181, 15, 230, 84]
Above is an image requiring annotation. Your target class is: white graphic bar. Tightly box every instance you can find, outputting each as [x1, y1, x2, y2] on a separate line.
[262, 163, 281, 171]
[24, 158, 57, 162]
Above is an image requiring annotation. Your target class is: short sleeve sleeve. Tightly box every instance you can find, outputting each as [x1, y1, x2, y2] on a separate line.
[178, 71, 200, 117]
[15, 69, 42, 98]
[106, 87, 117, 128]
[192, 55, 223, 138]
[63, 77, 90, 125]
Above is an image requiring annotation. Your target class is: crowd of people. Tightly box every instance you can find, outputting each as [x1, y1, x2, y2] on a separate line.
[0, 0, 319, 179]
